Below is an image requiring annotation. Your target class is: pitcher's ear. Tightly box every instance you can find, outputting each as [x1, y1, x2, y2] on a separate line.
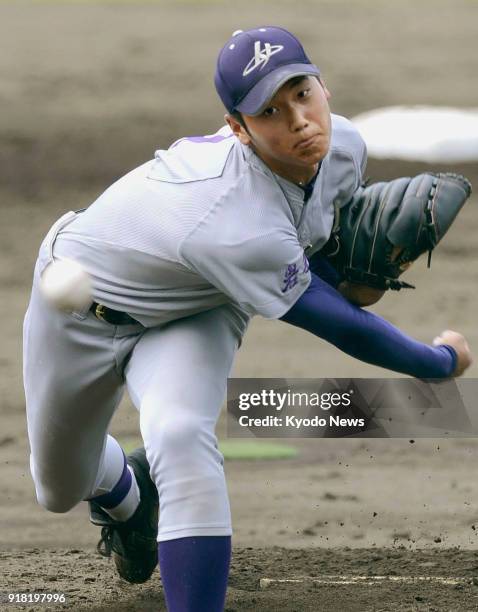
[319, 77, 331, 99]
[225, 113, 251, 146]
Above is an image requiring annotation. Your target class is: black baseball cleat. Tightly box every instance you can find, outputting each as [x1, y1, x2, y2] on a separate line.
[89, 447, 159, 584]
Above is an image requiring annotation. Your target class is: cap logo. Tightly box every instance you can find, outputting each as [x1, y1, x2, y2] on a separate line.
[242, 40, 284, 77]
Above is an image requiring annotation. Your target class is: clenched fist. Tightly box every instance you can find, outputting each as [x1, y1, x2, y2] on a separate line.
[433, 330, 473, 377]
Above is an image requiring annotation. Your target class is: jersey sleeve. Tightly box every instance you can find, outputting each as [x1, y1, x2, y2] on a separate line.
[330, 114, 368, 188]
[344, 119, 367, 186]
[179, 225, 311, 319]
[359, 134, 367, 179]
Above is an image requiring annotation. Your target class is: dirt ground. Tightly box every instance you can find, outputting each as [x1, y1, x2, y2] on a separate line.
[1, 1, 478, 610]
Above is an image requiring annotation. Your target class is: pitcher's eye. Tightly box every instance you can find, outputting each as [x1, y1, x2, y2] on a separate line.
[298, 88, 311, 98]
[262, 107, 278, 117]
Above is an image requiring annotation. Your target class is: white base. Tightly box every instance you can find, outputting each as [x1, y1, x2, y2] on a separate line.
[351, 106, 478, 163]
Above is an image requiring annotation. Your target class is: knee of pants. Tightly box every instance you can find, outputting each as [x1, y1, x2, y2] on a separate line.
[34, 481, 81, 513]
[141, 409, 231, 537]
[30, 455, 87, 514]
[141, 408, 223, 478]
[36, 489, 79, 514]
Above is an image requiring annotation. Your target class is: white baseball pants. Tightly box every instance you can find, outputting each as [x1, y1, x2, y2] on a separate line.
[23, 213, 248, 541]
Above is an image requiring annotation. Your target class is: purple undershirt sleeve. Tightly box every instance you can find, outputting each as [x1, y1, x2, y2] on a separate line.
[307, 251, 343, 288]
[280, 272, 457, 379]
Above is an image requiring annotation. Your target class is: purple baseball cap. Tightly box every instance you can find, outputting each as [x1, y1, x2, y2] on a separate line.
[215, 26, 320, 116]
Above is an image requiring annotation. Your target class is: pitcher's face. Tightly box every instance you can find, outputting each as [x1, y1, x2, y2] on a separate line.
[228, 76, 332, 184]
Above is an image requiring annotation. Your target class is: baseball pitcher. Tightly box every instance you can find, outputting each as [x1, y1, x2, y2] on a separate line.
[23, 26, 473, 611]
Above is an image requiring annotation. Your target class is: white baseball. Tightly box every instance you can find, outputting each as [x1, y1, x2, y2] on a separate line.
[40, 259, 92, 312]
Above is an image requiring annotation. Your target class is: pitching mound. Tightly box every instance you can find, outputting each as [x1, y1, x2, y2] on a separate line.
[2, 547, 478, 611]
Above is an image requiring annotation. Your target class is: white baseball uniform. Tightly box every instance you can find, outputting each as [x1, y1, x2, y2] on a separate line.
[23, 114, 366, 540]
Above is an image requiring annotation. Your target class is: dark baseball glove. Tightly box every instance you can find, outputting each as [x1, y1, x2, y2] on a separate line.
[323, 173, 472, 291]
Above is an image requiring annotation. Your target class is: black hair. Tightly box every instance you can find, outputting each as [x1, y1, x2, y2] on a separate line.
[230, 110, 246, 128]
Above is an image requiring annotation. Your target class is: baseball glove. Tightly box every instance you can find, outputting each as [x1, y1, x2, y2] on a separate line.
[323, 172, 472, 292]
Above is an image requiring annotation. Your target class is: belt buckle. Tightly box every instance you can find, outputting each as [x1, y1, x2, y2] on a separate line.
[95, 303, 107, 322]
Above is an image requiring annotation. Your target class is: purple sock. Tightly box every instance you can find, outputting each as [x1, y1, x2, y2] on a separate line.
[158, 536, 231, 612]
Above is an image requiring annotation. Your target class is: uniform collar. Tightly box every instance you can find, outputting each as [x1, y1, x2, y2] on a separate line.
[240, 142, 324, 194]
[299, 164, 321, 202]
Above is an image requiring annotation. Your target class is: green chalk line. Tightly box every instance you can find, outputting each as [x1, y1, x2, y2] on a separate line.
[219, 440, 298, 460]
[118, 437, 298, 460]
